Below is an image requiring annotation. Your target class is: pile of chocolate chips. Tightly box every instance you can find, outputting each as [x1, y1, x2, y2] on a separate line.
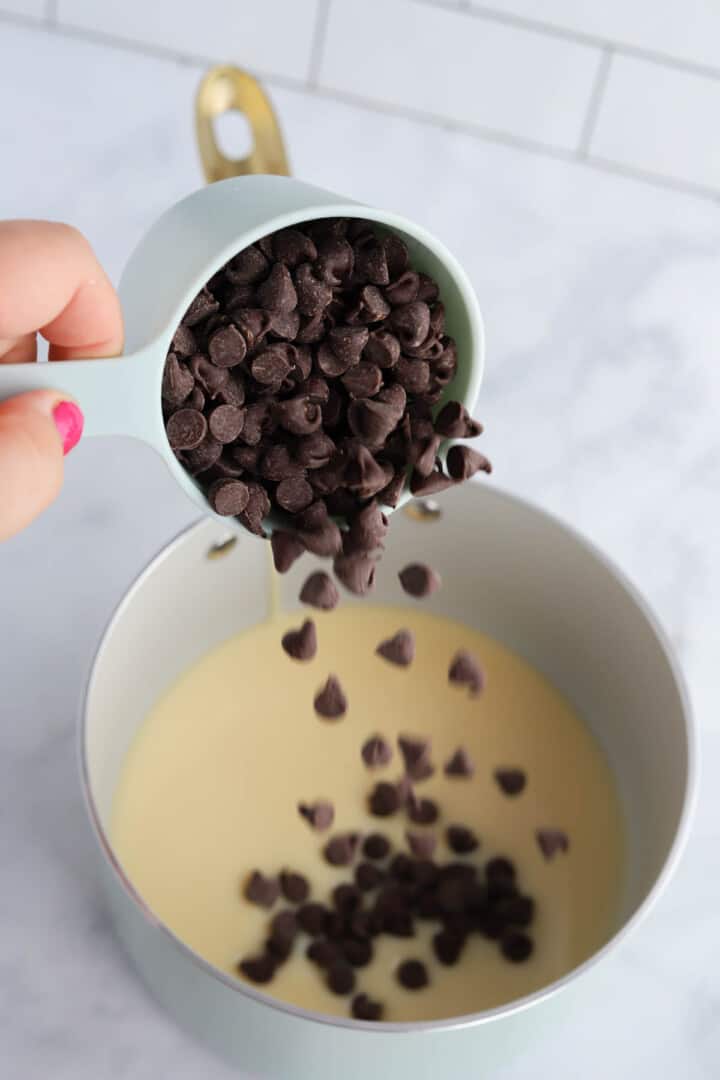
[161, 217, 490, 594]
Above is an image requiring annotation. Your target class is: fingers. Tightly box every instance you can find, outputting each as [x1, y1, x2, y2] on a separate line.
[0, 220, 123, 362]
[0, 390, 82, 541]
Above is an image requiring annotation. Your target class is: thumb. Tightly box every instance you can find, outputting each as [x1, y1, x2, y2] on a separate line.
[0, 391, 83, 541]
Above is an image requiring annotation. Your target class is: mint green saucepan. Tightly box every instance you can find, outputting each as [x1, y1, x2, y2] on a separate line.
[0, 176, 484, 528]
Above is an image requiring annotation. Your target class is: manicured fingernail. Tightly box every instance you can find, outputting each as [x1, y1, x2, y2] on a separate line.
[53, 400, 84, 455]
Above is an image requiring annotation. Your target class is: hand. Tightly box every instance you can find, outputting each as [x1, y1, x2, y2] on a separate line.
[0, 220, 123, 541]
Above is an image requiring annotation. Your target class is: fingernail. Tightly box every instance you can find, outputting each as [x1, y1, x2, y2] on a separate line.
[53, 400, 84, 455]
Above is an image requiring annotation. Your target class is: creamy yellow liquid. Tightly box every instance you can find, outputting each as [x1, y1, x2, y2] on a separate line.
[112, 606, 624, 1022]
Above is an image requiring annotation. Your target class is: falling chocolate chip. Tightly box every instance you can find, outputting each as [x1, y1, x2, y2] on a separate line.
[434, 401, 483, 439]
[410, 468, 454, 496]
[444, 747, 475, 779]
[396, 959, 428, 991]
[324, 833, 360, 867]
[343, 500, 388, 556]
[351, 993, 383, 1021]
[398, 563, 441, 598]
[406, 831, 437, 859]
[280, 870, 310, 905]
[333, 553, 377, 596]
[407, 794, 439, 825]
[448, 650, 484, 695]
[398, 736, 434, 782]
[238, 953, 277, 984]
[446, 444, 492, 481]
[298, 800, 335, 831]
[207, 478, 250, 517]
[299, 571, 339, 611]
[368, 782, 400, 818]
[314, 675, 347, 719]
[244, 871, 280, 909]
[362, 833, 391, 860]
[446, 825, 479, 855]
[166, 408, 207, 451]
[536, 828, 569, 860]
[326, 964, 356, 996]
[501, 931, 534, 963]
[494, 768, 527, 796]
[281, 619, 317, 662]
[376, 629, 415, 667]
[271, 530, 305, 574]
[361, 734, 393, 768]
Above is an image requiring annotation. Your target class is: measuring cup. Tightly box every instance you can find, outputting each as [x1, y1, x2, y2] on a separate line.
[0, 70, 484, 529]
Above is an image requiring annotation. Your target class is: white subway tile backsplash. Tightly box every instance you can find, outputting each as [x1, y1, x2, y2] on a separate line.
[318, 0, 601, 151]
[56, 0, 321, 81]
[476, 0, 720, 73]
[590, 54, 720, 192]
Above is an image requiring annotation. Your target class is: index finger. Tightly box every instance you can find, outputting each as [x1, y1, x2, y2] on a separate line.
[0, 220, 124, 362]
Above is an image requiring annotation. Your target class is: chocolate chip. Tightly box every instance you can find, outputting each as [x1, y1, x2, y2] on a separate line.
[238, 482, 270, 535]
[324, 833, 360, 867]
[501, 931, 534, 963]
[238, 401, 271, 446]
[389, 302, 430, 351]
[385, 271, 420, 306]
[270, 909, 298, 944]
[208, 324, 247, 368]
[297, 502, 343, 558]
[259, 445, 303, 483]
[361, 734, 393, 768]
[275, 395, 323, 436]
[238, 953, 276, 984]
[364, 330, 400, 369]
[494, 768, 527, 796]
[317, 237, 354, 286]
[344, 445, 392, 500]
[410, 467, 454, 496]
[448, 650, 484, 695]
[333, 553, 377, 596]
[266, 934, 292, 961]
[326, 964, 355, 996]
[353, 233, 389, 285]
[351, 993, 383, 1021]
[244, 871, 280, 909]
[535, 828, 569, 860]
[307, 939, 341, 967]
[231, 307, 273, 352]
[395, 357, 430, 395]
[166, 408, 207, 450]
[446, 825, 479, 855]
[432, 929, 465, 966]
[486, 856, 516, 881]
[183, 433, 224, 474]
[332, 883, 362, 915]
[444, 747, 474, 779]
[298, 800, 335, 831]
[272, 228, 317, 267]
[276, 477, 314, 513]
[434, 401, 483, 439]
[216, 374, 245, 408]
[347, 398, 399, 448]
[343, 500, 389, 556]
[297, 902, 330, 936]
[251, 344, 294, 389]
[299, 571, 339, 611]
[368, 782, 400, 818]
[162, 353, 194, 404]
[396, 775, 414, 806]
[207, 478, 250, 516]
[398, 563, 441, 598]
[343, 938, 373, 968]
[496, 895, 535, 927]
[271, 530, 305, 573]
[281, 619, 317, 661]
[355, 861, 385, 891]
[376, 630, 415, 667]
[362, 833, 391, 860]
[280, 871, 310, 904]
[396, 959, 428, 991]
[406, 831, 437, 859]
[171, 326, 196, 358]
[379, 469, 406, 508]
[314, 674, 347, 719]
[294, 263, 332, 317]
[347, 285, 390, 325]
[341, 362, 383, 400]
[182, 287, 219, 326]
[208, 404, 245, 444]
[446, 444, 492, 480]
[256, 262, 297, 312]
[295, 431, 335, 468]
[407, 795, 438, 825]
[398, 736, 434, 782]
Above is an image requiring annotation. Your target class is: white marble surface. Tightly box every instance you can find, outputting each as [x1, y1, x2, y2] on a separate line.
[1, 15, 720, 1080]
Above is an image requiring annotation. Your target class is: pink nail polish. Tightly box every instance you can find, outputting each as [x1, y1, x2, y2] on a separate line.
[53, 400, 84, 455]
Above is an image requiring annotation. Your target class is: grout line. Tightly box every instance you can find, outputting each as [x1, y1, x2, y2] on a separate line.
[577, 46, 612, 158]
[466, 3, 720, 84]
[1, 9, 719, 207]
[45, 0, 57, 25]
[307, 0, 331, 88]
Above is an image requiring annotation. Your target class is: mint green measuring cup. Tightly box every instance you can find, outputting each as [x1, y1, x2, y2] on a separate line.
[0, 176, 485, 528]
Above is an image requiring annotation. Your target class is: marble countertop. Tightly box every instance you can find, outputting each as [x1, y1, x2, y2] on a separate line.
[1, 16, 719, 1080]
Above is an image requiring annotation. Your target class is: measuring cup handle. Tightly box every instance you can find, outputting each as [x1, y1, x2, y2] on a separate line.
[0, 346, 163, 444]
